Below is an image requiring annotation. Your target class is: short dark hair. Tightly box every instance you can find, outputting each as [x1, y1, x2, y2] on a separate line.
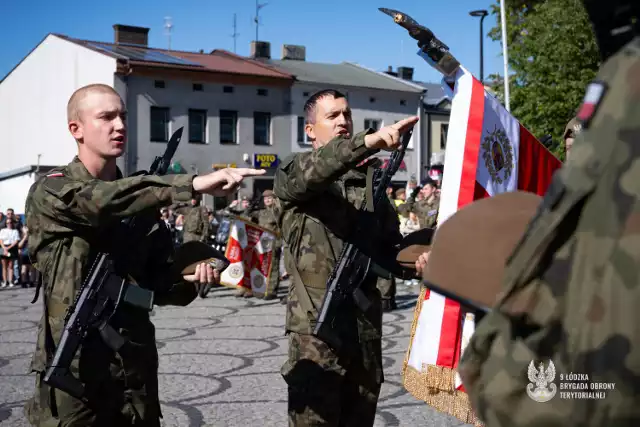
[304, 89, 346, 124]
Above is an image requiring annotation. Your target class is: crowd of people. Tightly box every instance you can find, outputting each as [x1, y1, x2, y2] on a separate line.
[0, 208, 38, 288]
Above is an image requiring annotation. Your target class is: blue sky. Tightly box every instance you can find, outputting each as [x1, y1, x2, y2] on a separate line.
[2, 0, 504, 84]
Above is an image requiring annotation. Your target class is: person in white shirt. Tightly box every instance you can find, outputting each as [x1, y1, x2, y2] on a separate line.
[0, 218, 20, 287]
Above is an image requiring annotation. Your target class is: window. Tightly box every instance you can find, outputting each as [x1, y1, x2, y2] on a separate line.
[254, 112, 271, 146]
[440, 123, 449, 149]
[150, 107, 170, 142]
[364, 119, 382, 131]
[188, 109, 207, 143]
[154, 80, 165, 89]
[400, 99, 407, 106]
[257, 88, 268, 96]
[223, 86, 234, 93]
[193, 83, 203, 91]
[303, 91, 310, 97]
[297, 116, 309, 144]
[369, 97, 376, 103]
[220, 110, 238, 144]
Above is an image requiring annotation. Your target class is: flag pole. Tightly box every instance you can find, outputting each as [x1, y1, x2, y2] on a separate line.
[499, 0, 511, 112]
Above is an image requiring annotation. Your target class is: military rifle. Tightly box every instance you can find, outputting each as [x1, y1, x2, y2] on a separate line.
[313, 128, 415, 351]
[42, 127, 220, 401]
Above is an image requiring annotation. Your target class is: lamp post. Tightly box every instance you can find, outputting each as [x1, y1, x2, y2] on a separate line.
[469, 9, 488, 83]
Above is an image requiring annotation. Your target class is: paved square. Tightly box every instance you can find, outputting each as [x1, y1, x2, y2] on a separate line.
[0, 283, 472, 426]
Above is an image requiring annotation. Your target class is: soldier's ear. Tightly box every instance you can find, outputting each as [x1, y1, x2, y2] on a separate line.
[305, 123, 316, 142]
[69, 120, 83, 142]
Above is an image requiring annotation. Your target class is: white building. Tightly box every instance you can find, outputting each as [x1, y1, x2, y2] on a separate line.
[0, 24, 432, 213]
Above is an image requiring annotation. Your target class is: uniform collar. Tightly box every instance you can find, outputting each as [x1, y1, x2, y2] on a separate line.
[66, 156, 124, 182]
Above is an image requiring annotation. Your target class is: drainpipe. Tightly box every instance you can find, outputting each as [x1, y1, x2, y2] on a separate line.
[417, 91, 426, 183]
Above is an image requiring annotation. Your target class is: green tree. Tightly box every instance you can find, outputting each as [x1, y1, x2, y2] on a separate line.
[487, 0, 600, 159]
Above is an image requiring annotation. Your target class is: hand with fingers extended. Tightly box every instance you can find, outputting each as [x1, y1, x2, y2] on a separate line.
[182, 262, 221, 298]
[364, 115, 419, 151]
[192, 167, 267, 196]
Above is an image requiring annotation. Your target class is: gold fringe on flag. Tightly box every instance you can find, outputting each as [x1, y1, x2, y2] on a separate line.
[402, 286, 484, 427]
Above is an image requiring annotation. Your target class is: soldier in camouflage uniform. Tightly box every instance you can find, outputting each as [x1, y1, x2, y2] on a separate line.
[23, 83, 264, 426]
[248, 189, 282, 300]
[406, 178, 439, 229]
[448, 2, 640, 425]
[174, 196, 210, 243]
[274, 88, 418, 426]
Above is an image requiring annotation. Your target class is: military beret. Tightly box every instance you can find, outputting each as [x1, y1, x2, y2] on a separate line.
[400, 191, 542, 311]
[563, 117, 582, 139]
[262, 189, 274, 197]
[396, 227, 435, 268]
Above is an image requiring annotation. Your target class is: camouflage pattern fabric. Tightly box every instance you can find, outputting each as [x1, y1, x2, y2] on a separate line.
[281, 332, 382, 427]
[23, 156, 198, 426]
[406, 195, 440, 229]
[176, 204, 210, 243]
[274, 130, 402, 426]
[459, 37, 640, 426]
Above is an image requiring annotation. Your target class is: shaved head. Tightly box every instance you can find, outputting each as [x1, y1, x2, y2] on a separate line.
[67, 84, 121, 123]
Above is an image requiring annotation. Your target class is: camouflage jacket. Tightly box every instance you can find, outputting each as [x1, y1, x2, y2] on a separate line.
[274, 130, 403, 341]
[175, 204, 210, 241]
[25, 157, 198, 395]
[406, 195, 440, 229]
[459, 37, 640, 425]
[250, 205, 281, 236]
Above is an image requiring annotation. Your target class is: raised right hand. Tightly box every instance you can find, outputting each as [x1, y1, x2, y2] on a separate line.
[192, 168, 266, 196]
[364, 116, 419, 151]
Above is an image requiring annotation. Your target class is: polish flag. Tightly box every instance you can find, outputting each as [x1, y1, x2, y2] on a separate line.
[403, 66, 562, 414]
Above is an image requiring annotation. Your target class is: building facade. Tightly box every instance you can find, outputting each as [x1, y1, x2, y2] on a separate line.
[0, 24, 447, 213]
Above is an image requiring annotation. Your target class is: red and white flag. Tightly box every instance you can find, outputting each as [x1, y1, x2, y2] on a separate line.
[403, 66, 562, 422]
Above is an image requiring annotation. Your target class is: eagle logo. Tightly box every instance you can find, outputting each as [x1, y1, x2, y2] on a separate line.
[526, 360, 557, 403]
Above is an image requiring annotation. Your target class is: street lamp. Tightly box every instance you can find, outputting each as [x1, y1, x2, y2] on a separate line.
[469, 9, 489, 83]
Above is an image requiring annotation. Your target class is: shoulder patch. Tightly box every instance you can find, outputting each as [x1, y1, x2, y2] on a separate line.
[576, 81, 608, 129]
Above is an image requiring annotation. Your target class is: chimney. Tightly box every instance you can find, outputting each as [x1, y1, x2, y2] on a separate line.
[281, 44, 306, 61]
[384, 65, 397, 77]
[250, 41, 271, 59]
[397, 66, 414, 81]
[113, 24, 150, 46]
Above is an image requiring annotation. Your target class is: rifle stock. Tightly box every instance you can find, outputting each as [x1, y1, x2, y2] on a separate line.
[313, 129, 414, 351]
[42, 128, 184, 401]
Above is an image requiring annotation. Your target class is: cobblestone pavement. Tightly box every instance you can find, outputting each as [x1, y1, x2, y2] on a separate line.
[0, 282, 472, 427]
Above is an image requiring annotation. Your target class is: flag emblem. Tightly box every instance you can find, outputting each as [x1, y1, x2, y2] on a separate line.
[481, 126, 514, 185]
[576, 81, 607, 127]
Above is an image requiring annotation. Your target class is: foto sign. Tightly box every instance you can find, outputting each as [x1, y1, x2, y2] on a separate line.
[253, 154, 279, 169]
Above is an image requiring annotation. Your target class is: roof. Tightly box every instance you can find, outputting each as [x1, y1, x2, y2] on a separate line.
[56, 35, 294, 80]
[261, 59, 425, 93]
[0, 165, 58, 182]
[414, 81, 449, 105]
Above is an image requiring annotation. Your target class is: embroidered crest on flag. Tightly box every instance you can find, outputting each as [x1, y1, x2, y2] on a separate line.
[481, 125, 514, 184]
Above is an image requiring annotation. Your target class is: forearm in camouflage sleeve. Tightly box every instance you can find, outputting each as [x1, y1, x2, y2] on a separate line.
[273, 130, 377, 202]
[33, 174, 196, 228]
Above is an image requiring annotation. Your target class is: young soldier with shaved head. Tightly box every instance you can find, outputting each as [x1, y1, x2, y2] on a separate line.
[23, 83, 265, 426]
[274, 89, 418, 426]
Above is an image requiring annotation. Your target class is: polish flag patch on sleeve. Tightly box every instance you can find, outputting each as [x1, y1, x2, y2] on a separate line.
[576, 81, 607, 127]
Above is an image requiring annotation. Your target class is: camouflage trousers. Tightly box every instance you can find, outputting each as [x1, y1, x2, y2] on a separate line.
[266, 247, 282, 296]
[376, 277, 396, 302]
[24, 372, 161, 427]
[281, 332, 383, 427]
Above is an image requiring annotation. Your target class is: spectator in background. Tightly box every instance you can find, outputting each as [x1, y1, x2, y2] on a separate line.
[563, 117, 582, 161]
[5, 209, 23, 282]
[0, 211, 5, 229]
[0, 218, 20, 287]
[18, 225, 37, 287]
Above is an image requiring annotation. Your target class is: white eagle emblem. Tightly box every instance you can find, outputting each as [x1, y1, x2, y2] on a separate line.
[481, 125, 514, 185]
[526, 360, 557, 402]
